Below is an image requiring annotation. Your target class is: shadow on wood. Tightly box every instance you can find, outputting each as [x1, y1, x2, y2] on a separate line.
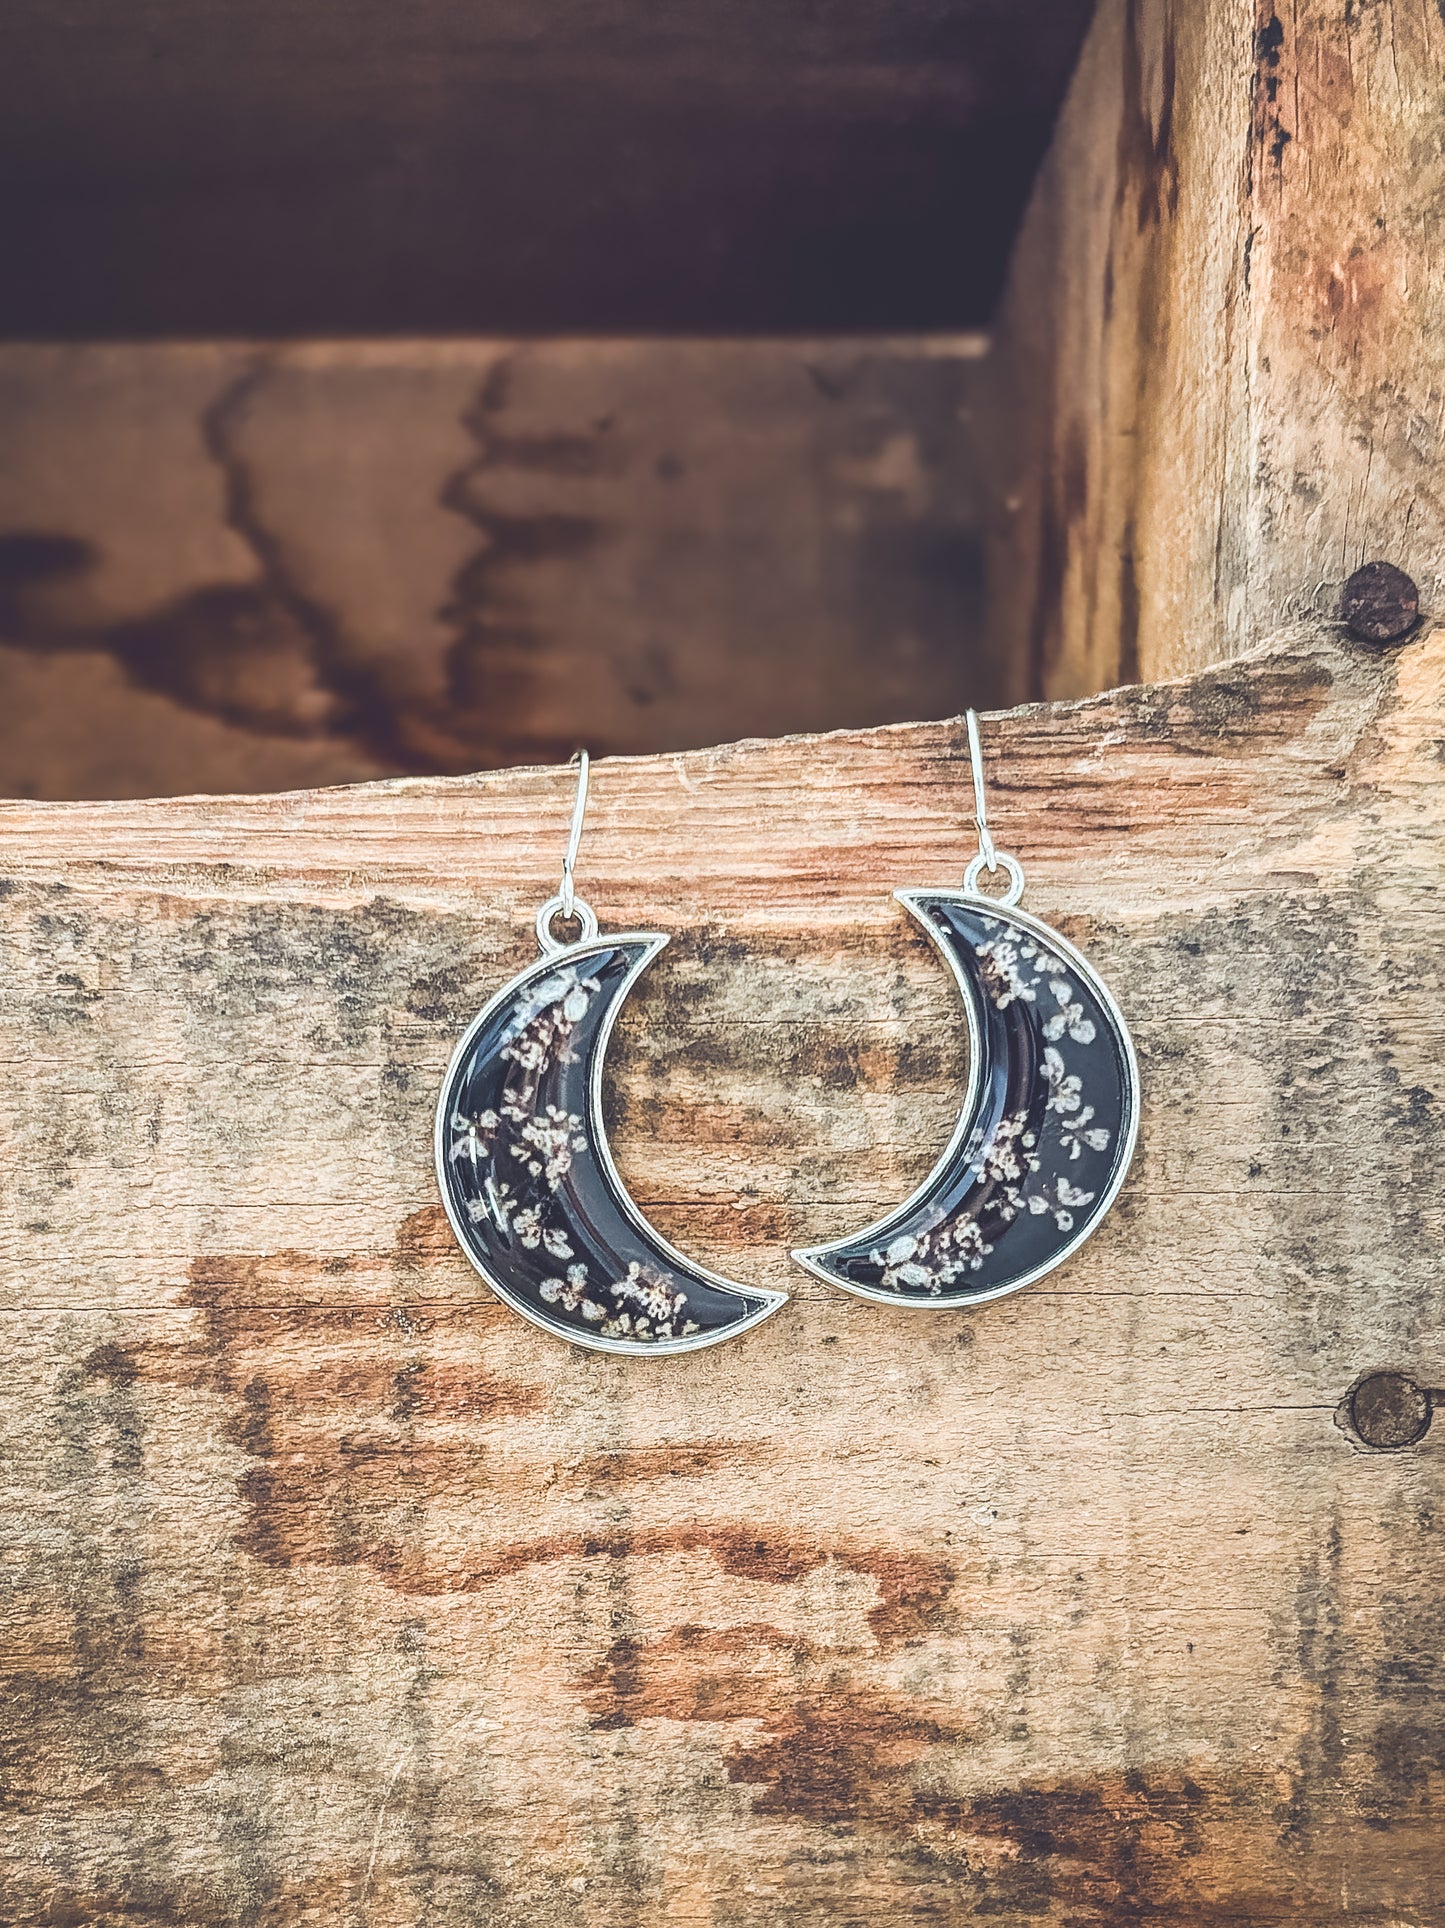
[0, 337, 992, 799]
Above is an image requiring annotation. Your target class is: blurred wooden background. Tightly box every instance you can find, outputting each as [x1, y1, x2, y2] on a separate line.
[0, 0, 1101, 801]
[0, 1, 1095, 340]
[2, 0, 1441, 800]
[0, 337, 992, 797]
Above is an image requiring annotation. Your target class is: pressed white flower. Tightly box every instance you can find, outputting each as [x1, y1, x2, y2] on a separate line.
[870, 1213, 994, 1294]
[527, 967, 600, 1031]
[612, 1260, 687, 1321]
[481, 1178, 514, 1230]
[541, 1265, 590, 1311]
[1059, 1103, 1111, 1161]
[514, 1104, 586, 1189]
[981, 1112, 1040, 1186]
[449, 1107, 499, 1164]
[974, 937, 1038, 1010]
[1057, 1177, 1095, 1209]
[512, 1205, 543, 1248]
[1043, 1046, 1083, 1114]
[954, 1217, 986, 1249]
[1041, 978, 1098, 1045]
[503, 1036, 546, 1071]
[542, 1226, 573, 1261]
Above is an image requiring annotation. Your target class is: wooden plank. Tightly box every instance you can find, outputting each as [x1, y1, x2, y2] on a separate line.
[1, 620, 1442, 1922]
[982, 0, 1445, 700]
[0, 0, 1094, 336]
[0, 336, 988, 799]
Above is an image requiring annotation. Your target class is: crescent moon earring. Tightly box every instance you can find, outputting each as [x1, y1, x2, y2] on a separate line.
[793, 711, 1140, 1307]
[436, 752, 788, 1354]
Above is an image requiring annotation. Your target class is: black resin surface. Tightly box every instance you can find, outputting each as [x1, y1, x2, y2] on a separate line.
[800, 894, 1136, 1304]
[439, 938, 782, 1350]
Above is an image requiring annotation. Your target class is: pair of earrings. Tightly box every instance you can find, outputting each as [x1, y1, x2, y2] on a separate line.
[435, 716, 1140, 1355]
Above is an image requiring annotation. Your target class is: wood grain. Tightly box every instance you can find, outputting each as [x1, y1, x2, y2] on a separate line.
[2, 619, 1443, 1923]
[0, 0, 1093, 337]
[982, 0, 1445, 701]
[0, 336, 990, 799]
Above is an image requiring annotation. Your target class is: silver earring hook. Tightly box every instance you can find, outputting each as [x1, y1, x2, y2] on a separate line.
[962, 709, 1026, 907]
[966, 710, 997, 872]
[536, 749, 601, 954]
[559, 748, 589, 919]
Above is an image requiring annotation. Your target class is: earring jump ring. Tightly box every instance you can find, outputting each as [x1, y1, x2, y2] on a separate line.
[536, 893, 600, 955]
[963, 849, 1025, 908]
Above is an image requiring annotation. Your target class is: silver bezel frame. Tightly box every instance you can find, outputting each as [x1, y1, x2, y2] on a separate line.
[434, 931, 788, 1356]
[791, 887, 1141, 1309]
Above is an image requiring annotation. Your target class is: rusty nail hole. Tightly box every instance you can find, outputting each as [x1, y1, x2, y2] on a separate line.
[1341, 561, 1420, 646]
[1344, 1370, 1433, 1451]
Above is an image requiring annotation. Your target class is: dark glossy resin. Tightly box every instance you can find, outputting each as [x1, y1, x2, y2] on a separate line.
[804, 895, 1135, 1303]
[439, 938, 780, 1348]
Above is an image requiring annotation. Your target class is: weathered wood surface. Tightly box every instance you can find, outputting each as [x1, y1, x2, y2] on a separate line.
[3, 621, 1444, 1924]
[983, 0, 1445, 700]
[0, 336, 989, 799]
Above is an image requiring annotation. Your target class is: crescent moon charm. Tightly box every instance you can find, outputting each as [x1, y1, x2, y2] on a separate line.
[436, 933, 788, 1354]
[793, 889, 1139, 1307]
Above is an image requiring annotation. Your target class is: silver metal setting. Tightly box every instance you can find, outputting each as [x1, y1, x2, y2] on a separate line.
[434, 933, 788, 1355]
[792, 706, 1139, 1308]
[436, 747, 786, 1356]
[791, 888, 1140, 1307]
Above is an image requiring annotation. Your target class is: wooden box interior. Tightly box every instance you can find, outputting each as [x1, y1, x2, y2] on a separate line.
[0, 0, 1095, 799]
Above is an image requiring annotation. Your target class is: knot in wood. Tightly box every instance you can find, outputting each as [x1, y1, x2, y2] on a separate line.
[1347, 1370, 1432, 1451]
[1341, 561, 1421, 646]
